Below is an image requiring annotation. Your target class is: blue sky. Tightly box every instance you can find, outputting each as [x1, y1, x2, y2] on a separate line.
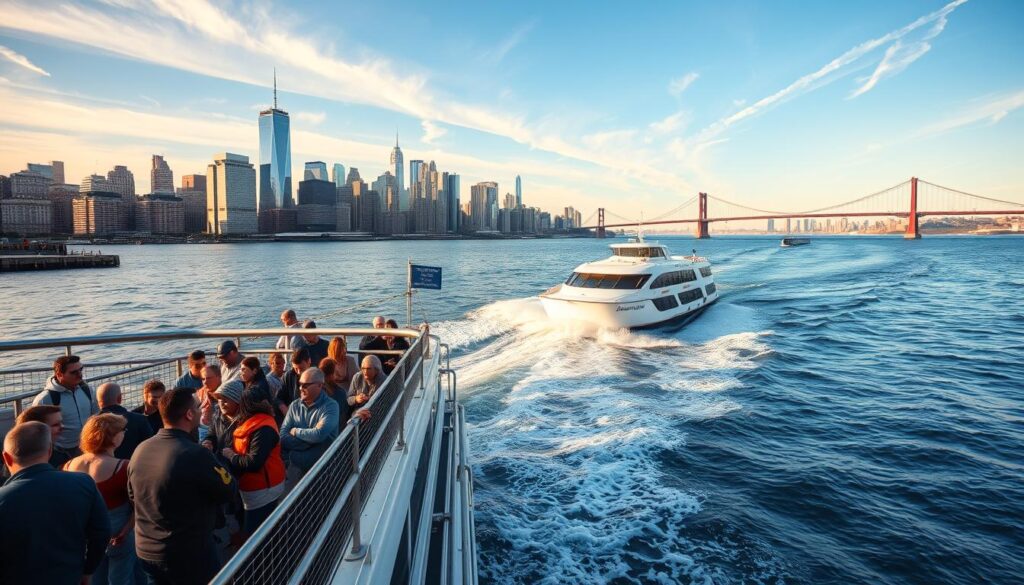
[0, 0, 1021, 220]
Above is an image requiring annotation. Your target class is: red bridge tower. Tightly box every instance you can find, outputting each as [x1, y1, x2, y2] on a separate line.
[696, 192, 710, 239]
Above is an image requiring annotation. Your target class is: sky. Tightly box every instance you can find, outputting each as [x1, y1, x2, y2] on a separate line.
[0, 0, 1022, 221]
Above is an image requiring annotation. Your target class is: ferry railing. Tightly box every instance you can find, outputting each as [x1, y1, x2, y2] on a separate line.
[0, 327, 438, 583]
[212, 330, 429, 585]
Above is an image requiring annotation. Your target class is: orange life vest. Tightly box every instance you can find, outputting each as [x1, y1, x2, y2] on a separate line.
[232, 413, 286, 492]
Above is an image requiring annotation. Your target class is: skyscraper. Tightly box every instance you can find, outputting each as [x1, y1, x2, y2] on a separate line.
[106, 166, 135, 202]
[515, 175, 522, 208]
[444, 173, 460, 233]
[331, 163, 346, 188]
[258, 71, 293, 214]
[390, 134, 405, 210]
[503, 193, 516, 209]
[346, 167, 361, 185]
[26, 161, 63, 184]
[207, 153, 257, 235]
[304, 161, 328, 181]
[80, 174, 111, 193]
[151, 155, 174, 194]
[470, 181, 498, 231]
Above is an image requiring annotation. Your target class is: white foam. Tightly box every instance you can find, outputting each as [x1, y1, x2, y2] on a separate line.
[438, 296, 771, 582]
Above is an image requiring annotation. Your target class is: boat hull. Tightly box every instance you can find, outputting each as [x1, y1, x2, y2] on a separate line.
[540, 294, 717, 330]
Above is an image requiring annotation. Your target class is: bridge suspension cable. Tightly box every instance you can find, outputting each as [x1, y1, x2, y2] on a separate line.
[706, 179, 910, 216]
[918, 180, 1024, 209]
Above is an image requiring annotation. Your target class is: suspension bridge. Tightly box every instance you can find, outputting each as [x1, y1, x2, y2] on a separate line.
[583, 177, 1024, 239]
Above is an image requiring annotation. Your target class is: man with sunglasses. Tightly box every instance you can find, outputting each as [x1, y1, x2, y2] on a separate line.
[279, 367, 339, 484]
[31, 355, 98, 467]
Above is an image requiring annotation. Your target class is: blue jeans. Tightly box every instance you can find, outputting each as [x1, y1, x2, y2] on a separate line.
[91, 503, 137, 585]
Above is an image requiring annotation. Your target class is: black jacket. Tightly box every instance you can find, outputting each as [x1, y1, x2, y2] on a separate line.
[128, 428, 236, 565]
[131, 405, 163, 435]
[305, 337, 330, 367]
[0, 463, 110, 583]
[101, 404, 154, 459]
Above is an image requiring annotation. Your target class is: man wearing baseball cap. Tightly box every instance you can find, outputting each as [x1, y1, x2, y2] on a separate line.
[216, 340, 245, 383]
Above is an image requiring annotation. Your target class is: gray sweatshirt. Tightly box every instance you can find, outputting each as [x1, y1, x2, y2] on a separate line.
[33, 377, 99, 449]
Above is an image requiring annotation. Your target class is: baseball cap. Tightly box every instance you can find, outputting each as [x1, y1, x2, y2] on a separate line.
[216, 340, 238, 357]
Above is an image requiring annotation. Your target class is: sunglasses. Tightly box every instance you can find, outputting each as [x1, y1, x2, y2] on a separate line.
[299, 381, 321, 389]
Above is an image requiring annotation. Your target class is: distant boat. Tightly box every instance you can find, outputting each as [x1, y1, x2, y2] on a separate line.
[780, 237, 810, 247]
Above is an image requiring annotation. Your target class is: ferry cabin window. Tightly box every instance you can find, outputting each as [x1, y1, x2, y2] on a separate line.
[678, 288, 704, 304]
[614, 247, 665, 258]
[699, 266, 713, 278]
[705, 283, 717, 295]
[567, 273, 650, 289]
[649, 269, 697, 288]
[652, 296, 679, 311]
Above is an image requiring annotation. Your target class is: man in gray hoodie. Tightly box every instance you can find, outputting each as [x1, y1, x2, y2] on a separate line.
[31, 355, 98, 467]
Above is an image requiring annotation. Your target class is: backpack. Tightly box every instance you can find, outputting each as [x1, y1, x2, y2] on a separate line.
[48, 384, 91, 406]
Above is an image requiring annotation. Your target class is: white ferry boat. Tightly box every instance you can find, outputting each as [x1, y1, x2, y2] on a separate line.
[540, 238, 718, 329]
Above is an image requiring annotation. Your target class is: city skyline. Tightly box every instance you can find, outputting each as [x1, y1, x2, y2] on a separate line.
[0, 1, 1021, 217]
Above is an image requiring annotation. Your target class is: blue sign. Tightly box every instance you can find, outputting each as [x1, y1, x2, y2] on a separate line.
[410, 264, 442, 290]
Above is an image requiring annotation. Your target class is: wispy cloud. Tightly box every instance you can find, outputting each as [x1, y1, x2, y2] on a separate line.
[420, 120, 447, 144]
[294, 111, 326, 125]
[849, 3, 960, 98]
[0, 44, 50, 76]
[649, 111, 688, 135]
[697, 0, 969, 143]
[917, 89, 1024, 137]
[668, 72, 699, 97]
[480, 22, 534, 64]
[139, 94, 160, 107]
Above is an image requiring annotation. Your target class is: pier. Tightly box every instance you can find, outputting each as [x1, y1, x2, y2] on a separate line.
[0, 253, 120, 272]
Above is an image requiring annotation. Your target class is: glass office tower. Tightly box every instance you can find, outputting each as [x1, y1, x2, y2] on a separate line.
[259, 107, 292, 210]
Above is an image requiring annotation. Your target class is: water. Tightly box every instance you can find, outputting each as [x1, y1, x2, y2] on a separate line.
[2, 236, 1022, 584]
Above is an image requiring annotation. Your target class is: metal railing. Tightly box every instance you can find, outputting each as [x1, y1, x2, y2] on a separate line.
[211, 331, 430, 585]
[0, 327, 440, 583]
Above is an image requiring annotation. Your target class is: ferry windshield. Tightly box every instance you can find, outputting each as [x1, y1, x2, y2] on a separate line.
[613, 247, 665, 258]
[566, 273, 652, 289]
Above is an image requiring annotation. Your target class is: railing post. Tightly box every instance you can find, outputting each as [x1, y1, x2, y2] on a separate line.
[345, 421, 368, 561]
[395, 391, 407, 452]
[65, 345, 72, 357]
[419, 337, 426, 391]
[175, 358, 183, 378]
[13, 399, 24, 417]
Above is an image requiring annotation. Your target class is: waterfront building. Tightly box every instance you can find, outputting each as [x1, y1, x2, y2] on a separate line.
[346, 167, 361, 185]
[105, 165, 136, 230]
[515, 175, 522, 208]
[136, 194, 185, 234]
[297, 179, 337, 206]
[73, 192, 122, 236]
[304, 161, 328, 181]
[408, 159, 423, 212]
[767, 219, 775, 233]
[444, 173, 460, 233]
[48, 184, 79, 234]
[331, 163, 346, 188]
[382, 211, 407, 235]
[175, 188, 207, 234]
[10, 171, 50, 199]
[373, 172, 399, 214]
[27, 161, 64, 184]
[151, 155, 174, 194]
[503, 193, 516, 210]
[81, 174, 111, 193]
[355, 188, 383, 234]
[351, 179, 367, 230]
[336, 205, 352, 232]
[181, 174, 206, 191]
[470, 181, 498, 232]
[390, 135, 406, 211]
[0, 198, 52, 235]
[258, 74, 293, 222]
[258, 208, 298, 234]
[0, 175, 10, 198]
[207, 153, 257, 235]
[337, 184, 354, 231]
[296, 204, 336, 231]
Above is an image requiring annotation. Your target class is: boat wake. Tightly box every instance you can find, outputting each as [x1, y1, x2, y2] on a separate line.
[433, 298, 782, 584]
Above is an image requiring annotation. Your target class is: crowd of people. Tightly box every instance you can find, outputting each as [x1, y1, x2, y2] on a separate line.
[0, 311, 417, 585]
